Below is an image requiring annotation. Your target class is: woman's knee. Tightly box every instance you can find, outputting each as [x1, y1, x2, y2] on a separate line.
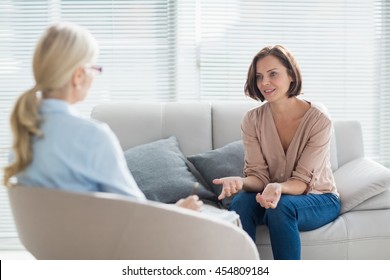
[265, 195, 297, 221]
[229, 191, 258, 214]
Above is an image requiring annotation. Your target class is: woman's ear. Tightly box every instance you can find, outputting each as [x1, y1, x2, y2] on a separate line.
[286, 70, 293, 82]
[71, 66, 85, 89]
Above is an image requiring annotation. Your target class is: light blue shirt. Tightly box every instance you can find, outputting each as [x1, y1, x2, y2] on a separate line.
[16, 99, 146, 201]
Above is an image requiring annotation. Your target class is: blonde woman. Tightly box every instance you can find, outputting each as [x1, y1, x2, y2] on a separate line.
[4, 22, 202, 211]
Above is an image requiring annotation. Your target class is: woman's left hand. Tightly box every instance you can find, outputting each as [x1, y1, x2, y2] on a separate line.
[256, 183, 282, 209]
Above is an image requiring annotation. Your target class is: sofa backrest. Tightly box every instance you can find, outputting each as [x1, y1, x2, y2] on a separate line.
[92, 101, 213, 156]
[91, 101, 364, 171]
[333, 120, 364, 167]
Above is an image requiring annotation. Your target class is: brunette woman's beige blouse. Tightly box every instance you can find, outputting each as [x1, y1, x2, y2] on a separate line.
[241, 102, 338, 195]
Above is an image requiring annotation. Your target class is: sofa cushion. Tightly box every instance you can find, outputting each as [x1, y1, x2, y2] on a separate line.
[352, 189, 390, 212]
[187, 140, 245, 208]
[333, 157, 390, 214]
[124, 136, 217, 203]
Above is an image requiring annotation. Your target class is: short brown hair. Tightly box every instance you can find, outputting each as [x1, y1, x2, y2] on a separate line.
[244, 45, 302, 102]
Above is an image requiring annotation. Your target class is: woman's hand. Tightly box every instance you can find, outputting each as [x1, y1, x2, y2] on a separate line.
[176, 195, 203, 211]
[256, 183, 282, 209]
[213, 177, 243, 200]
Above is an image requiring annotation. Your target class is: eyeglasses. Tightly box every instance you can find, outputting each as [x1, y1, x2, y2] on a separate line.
[85, 65, 103, 75]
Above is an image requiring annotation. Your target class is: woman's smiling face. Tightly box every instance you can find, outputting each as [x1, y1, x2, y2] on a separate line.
[256, 55, 293, 102]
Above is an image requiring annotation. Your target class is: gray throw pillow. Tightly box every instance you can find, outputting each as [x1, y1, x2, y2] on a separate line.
[187, 140, 245, 208]
[124, 136, 217, 203]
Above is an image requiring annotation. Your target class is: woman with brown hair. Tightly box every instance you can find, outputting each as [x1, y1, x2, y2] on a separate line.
[213, 45, 341, 259]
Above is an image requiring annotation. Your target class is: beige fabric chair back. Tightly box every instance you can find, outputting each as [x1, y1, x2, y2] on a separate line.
[8, 185, 259, 260]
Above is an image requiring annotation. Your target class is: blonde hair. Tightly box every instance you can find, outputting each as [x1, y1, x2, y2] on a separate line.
[4, 22, 98, 186]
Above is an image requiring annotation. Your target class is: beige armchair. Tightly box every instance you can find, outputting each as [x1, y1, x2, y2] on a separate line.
[7, 185, 259, 260]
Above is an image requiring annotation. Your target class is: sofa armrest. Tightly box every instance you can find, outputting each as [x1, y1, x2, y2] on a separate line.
[334, 158, 390, 214]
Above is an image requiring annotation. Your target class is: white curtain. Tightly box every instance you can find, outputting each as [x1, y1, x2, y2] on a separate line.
[0, 0, 389, 250]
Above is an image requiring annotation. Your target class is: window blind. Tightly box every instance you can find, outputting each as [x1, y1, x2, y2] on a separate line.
[1, 0, 389, 251]
[177, 0, 389, 165]
[379, 0, 390, 167]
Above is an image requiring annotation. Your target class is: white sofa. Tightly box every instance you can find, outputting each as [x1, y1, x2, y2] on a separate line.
[91, 101, 390, 260]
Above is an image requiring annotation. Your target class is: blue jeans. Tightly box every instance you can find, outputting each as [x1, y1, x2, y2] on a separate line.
[229, 192, 341, 260]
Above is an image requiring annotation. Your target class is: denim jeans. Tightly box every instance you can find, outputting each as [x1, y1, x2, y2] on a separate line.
[229, 192, 341, 260]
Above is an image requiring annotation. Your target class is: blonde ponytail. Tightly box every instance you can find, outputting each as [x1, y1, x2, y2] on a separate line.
[3, 22, 98, 187]
[4, 87, 42, 187]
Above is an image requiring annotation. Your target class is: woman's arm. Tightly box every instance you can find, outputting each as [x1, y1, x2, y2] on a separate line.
[256, 179, 307, 209]
[243, 175, 266, 192]
[241, 109, 271, 188]
[289, 115, 333, 194]
[280, 179, 307, 195]
[213, 175, 265, 200]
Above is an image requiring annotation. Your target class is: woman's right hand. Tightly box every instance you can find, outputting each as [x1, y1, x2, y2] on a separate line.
[176, 195, 203, 211]
[212, 177, 243, 200]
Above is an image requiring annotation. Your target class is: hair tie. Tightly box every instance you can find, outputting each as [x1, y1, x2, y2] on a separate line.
[31, 85, 42, 99]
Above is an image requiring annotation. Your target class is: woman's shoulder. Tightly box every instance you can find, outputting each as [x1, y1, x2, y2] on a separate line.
[68, 115, 116, 144]
[308, 102, 332, 122]
[243, 102, 268, 120]
[303, 102, 334, 134]
[68, 113, 105, 131]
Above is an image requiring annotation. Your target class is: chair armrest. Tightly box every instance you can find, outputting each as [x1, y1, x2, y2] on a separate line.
[8, 186, 259, 260]
[334, 158, 390, 214]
